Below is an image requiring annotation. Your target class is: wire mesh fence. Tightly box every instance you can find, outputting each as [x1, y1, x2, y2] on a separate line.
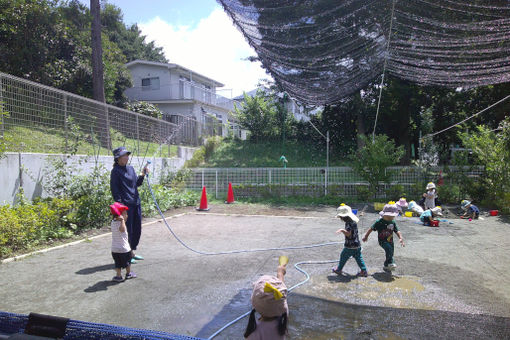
[186, 166, 485, 200]
[0, 72, 223, 157]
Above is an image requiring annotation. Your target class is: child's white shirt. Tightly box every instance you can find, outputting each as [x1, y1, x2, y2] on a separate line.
[424, 190, 436, 209]
[111, 219, 131, 253]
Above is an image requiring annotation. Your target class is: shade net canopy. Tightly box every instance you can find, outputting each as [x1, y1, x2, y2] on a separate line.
[217, 0, 510, 105]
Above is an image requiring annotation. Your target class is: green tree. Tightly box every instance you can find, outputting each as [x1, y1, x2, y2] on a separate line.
[101, 3, 167, 63]
[351, 134, 405, 198]
[459, 118, 510, 210]
[234, 91, 276, 142]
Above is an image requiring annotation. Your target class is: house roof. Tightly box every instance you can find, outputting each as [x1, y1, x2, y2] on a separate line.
[125, 60, 224, 87]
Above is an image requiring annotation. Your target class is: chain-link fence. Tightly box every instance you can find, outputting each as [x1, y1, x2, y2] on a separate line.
[186, 166, 484, 200]
[0, 72, 223, 157]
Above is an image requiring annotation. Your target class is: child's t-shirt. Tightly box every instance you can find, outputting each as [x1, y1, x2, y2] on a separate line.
[371, 218, 399, 244]
[468, 205, 480, 215]
[344, 221, 361, 249]
[246, 318, 285, 340]
[111, 219, 131, 253]
[420, 210, 433, 222]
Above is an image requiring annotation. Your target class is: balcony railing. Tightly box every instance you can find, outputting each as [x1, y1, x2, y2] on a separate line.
[124, 80, 235, 111]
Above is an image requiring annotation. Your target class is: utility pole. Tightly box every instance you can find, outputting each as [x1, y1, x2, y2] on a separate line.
[90, 0, 110, 149]
[90, 0, 105, 103]
[325, 130, 329, 196]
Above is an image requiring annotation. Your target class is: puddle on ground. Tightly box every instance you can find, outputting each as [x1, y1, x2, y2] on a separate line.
[306, 274, 432, 310]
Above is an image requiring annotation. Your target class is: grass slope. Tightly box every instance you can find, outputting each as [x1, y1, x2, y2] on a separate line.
[4, 125, 177, 157]
[204, 139, 348, 167]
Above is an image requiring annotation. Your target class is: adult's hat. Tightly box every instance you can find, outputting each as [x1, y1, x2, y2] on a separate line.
[113, 146, 131, 159]
[109, 202, 129, 216]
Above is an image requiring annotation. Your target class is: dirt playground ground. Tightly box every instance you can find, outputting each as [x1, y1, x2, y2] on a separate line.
[1, 203, 510, 339]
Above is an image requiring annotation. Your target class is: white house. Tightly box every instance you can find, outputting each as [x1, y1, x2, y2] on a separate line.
[124, 60, 238, 138]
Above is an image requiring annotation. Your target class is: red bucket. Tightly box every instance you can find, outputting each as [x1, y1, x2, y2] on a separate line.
[489, 210, 499, 216]
[431, 220, 439, 227]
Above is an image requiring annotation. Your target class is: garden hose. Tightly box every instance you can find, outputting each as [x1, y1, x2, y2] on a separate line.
[144, 172, 362, 339]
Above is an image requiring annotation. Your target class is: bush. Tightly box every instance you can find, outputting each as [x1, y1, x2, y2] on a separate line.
[351, 135, 404, 199]
[0, 197, 76, 258]
[67, 166, 112, 229]
[185, 137, 223, 168]
[438, 183, 462, 204]
[140, 184, 198, 216]
[385, 184, 406, 201]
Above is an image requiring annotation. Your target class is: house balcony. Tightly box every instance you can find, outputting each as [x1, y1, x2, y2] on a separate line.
[124, 80, 235, 112]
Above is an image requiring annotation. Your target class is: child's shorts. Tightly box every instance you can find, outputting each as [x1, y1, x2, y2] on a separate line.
[112, 251, 132, 269]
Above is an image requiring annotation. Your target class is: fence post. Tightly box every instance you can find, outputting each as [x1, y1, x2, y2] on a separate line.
[202, 169, 204, 188]
[0, 74, 4, 140]
[105, 103, 111, 151]
[215, 170, 218, 199]
[63, 93, 68, 154]
[268, 169, 271, 193]
[136, 114, 140, 157]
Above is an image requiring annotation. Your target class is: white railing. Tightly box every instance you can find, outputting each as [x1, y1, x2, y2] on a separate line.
[124, 80, 235, 111]
[185, 166, 484, 199]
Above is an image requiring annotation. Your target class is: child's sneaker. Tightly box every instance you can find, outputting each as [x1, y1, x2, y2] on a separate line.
[125, 272, 137, 280]
[388, 263, 397, 269]
[357, 270, 368, 277]
[112, 276, 124, 282]
[331, 267, 343, 275]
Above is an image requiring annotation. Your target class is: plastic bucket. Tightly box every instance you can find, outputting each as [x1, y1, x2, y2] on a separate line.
[352, 209, 358, 215]
[431, 220, 439, 227]
[489, 210, 499, 216]
[404, 211, 413, 217]
[374, 202, 385, 211]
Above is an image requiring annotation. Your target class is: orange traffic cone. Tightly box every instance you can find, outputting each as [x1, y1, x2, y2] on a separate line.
[225, 182, 235, 204]
[196, 186, 210, 211]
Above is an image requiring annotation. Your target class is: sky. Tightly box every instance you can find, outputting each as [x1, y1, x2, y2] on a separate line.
[83, 0, 270, 97]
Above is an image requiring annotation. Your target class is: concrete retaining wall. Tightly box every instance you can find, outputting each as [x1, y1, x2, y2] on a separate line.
[0, 146, 196, 205]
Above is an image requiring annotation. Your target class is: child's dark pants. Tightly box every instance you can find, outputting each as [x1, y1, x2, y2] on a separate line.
[379, 241, 394, 266]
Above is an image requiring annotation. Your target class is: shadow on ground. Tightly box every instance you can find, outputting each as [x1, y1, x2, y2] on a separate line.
[76, 264, 113, 275]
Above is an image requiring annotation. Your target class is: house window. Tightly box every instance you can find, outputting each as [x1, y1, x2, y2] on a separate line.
[141, 77, 160, 91]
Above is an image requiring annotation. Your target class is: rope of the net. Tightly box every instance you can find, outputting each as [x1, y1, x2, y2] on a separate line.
[421, 92, 510, 140]
[372, 0, 397, 143]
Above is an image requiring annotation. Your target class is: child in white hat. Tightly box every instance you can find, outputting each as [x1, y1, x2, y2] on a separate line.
[332, 204, 368, 277]
[244, 263, 288, 339]
[419, 182, 441, 210]
[362, 203, 405, 271]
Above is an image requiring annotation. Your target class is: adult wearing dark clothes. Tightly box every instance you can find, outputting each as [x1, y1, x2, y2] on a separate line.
[110, 146, 149, 263]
